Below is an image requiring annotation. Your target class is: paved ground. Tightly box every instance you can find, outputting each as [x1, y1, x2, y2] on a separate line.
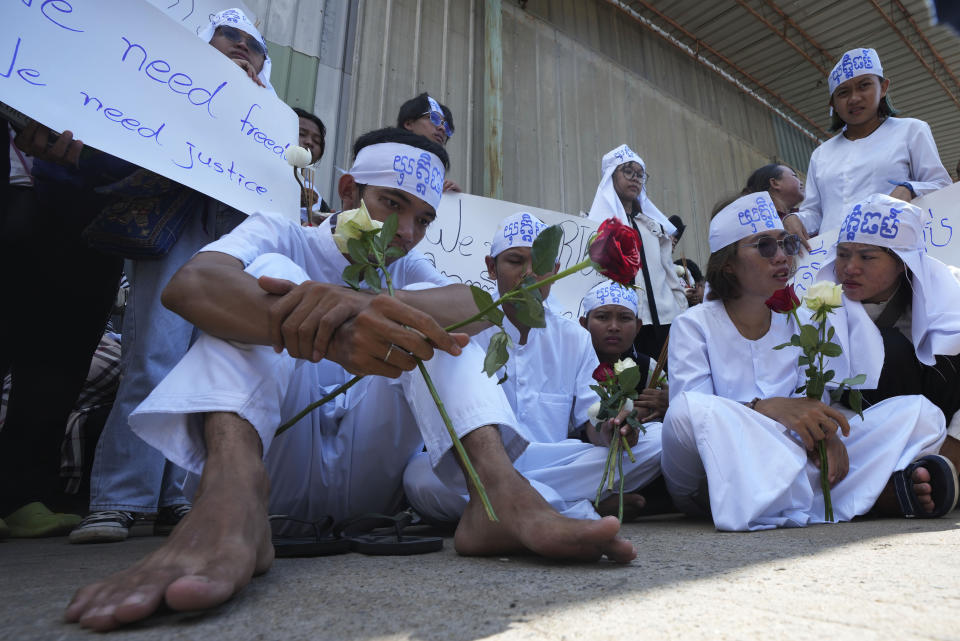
[2, 514, 959, 641]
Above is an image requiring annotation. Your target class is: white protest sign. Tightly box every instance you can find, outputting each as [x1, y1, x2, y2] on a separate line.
[147, 0, 257, 37]
[1, 0, 299, 219]
[421, 193, 604, 319]
[791, 183, 960, 292]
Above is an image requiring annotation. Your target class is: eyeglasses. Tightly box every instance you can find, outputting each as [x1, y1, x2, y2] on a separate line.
[216, 26, 267, 58]
[618, 167, 645, 182]
[421, 110, 454, 138]
[743, 234, 801, 258]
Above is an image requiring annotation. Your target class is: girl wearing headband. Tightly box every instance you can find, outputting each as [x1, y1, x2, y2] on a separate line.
[587, 144, 688, 359]
[660, 192, 948, 530]
[814, 194, 960, 514]
[794, 48, 951, 241]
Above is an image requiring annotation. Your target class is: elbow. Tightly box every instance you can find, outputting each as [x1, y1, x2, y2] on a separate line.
[161, 261, 200, 317]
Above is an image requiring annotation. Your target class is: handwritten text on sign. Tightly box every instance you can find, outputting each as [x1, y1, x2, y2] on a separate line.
[423, 193, 604, 319]
[1, 0, 299, 218]
[791, 182, 960, 292]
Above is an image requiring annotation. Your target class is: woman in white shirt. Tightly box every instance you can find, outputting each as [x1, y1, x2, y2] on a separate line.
[795, 48, 951, 241]
[660, 192, 952, 531]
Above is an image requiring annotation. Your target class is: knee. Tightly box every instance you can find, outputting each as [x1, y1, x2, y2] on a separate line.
[244, 253, 310, 284]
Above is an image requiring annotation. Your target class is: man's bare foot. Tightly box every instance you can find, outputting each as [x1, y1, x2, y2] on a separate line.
[454, 467, 637, 563]
[65, 415, 274, 631]
[596, 492, 646, 521]
[873, 466, 934, 516]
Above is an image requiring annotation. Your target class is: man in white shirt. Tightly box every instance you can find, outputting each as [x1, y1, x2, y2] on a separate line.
[64, 130, 636, 632]
[404, 213, 662, 523]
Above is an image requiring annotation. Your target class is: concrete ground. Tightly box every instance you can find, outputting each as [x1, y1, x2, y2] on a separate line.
[3, 514, 960, 641]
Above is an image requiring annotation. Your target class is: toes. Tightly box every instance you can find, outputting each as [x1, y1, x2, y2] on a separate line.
[165, 575, 239, 612]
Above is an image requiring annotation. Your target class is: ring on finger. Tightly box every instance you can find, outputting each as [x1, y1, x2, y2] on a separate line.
[384, 344, 396, 363]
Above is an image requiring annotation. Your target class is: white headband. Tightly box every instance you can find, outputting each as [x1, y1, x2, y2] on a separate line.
[198, 8, 273, 91]
[490, 212, 547, 258]
[829, 48, 883, 96]
[816, 193, 960, 366]
[581, 280, 639, 317]
[347, 142, 445, 212]
[427, 95, 443, 115]
[708, 192, 783, 253]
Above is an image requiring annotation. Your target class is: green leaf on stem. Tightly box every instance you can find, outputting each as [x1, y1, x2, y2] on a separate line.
[342, 263, 365, 290]
[498, 372, 509, 385]
[840, 374, 867, 387]
[773, 341, 792, 350]
[827, 325, 836, 341]
[512, 286, 546, 328]
[483, 330, 512, 378]
[799, 324, 818, 349]
[363, 265, 382, 293]
[469, 285, 505, 325]
[798, 355, 811, 366]
[385, 246, 406, 259]
[377, 213, 399, 253]
[347, 237, 371, 266]
[617, 365, 642, 393]
[848, 389, 864, 418]
[531, 225, 563, 275]
[823, 369, 835, 383]
[820, 342, 842, 358]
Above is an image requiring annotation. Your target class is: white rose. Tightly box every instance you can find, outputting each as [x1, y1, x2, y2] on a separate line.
[675, 265, 686, 277]
[586, 401, 601, 426]
[286, 145, 312, 168]
[621, 397, 634, 414]
[332, 200, 383, 254]
[613, 357, 637, 375]
[804, 281, 843, 312]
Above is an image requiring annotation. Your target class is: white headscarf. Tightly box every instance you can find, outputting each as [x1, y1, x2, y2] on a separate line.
[828, 48, 883, 96]
[816, 193, 960, 366]
[198, 8, 273, 91]
[587, 144, 676, 236]
[346, 142, 445, 212]
[490, 212, 548, 257]
[708, 192, 783, 252]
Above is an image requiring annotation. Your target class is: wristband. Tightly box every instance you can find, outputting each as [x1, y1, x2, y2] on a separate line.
[887, 180, 916, 198]
[745, 397, 761, 411]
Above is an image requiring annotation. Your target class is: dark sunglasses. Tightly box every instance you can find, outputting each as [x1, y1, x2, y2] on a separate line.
[216, 26, 267, 58]
[743, 234, 801, 258]
[422, 110, 454, 138]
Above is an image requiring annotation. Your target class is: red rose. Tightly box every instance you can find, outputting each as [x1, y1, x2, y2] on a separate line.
[589, 218, 642, 285]
[592, 362, 615, 383]
[765, 284, 800, 314]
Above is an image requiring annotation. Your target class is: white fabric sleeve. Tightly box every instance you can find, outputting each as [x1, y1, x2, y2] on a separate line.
[667, 312, 716, 400]
[571, 330, 602, 433]
[198, 211, 304, 267]
[797, 149, 823, 236]
[905, 121, 953, 196]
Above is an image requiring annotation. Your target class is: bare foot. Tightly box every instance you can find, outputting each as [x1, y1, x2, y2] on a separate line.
[596, 492, 646, 521]
[65, 417, 274, 631]
[873, 466, 934, 516]
[454, 468, 636, 563]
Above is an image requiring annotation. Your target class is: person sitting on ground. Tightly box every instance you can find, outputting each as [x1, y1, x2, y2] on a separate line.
[397, 92, 461, 192]
[743, 163, 808, 250]
[660, 190, 954, 531]
[292, 107, 331, 222]
[404, 215, 663, 523]
[587, 144, 687, 359]
[64, 128, 637, 633]
[814, 193, 960, 489]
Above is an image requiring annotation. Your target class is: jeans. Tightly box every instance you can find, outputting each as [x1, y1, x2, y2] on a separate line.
[88, 201, 245, 511]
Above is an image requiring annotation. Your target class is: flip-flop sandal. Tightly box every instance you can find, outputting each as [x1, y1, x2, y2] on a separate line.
[0, 516, 9, 540]
[269, 515, 351, 558]
[892, 454, 960, 518]
[4, 502, 81, 538]
[333, 511, 443, 556]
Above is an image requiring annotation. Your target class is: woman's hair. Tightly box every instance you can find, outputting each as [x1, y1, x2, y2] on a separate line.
[395, 92, 455, 134]
[704, 195, 743, 302]
[829, 77, 899, 132]
[743, 164, 785, 196]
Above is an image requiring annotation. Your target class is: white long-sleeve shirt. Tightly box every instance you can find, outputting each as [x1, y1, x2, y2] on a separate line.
[797, 117, 951, 236]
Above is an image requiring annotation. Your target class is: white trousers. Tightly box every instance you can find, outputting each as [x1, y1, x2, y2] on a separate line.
[661, 391, 946, 531]
[404, 422, 664, 522]
[129, 253, 524, 523]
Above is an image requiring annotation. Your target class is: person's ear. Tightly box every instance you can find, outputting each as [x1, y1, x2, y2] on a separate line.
[338, 174, 359, 209]
[484, 255, 498, 280]
[629, 318, 642, 342]
[579, 316, 588, 329]
[879, 77, 890, 98]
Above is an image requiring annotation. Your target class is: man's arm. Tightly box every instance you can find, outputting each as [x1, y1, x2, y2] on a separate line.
[163, 251, 468, 377]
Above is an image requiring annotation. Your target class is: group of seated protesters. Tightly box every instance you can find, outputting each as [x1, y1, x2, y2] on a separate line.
[0, 12, 958, 632]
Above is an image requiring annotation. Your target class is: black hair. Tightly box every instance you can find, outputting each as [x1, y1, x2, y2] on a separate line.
[352, 127, 450, 170]
[743, 164, 786, 196]
[674, 258, 703, 284]
[829, 77, 899, 132]
[293, 107, 326, 160]
[704, 195, 743, 302]
[395, 92, 455, 135]
[668, 215, 686, 240]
